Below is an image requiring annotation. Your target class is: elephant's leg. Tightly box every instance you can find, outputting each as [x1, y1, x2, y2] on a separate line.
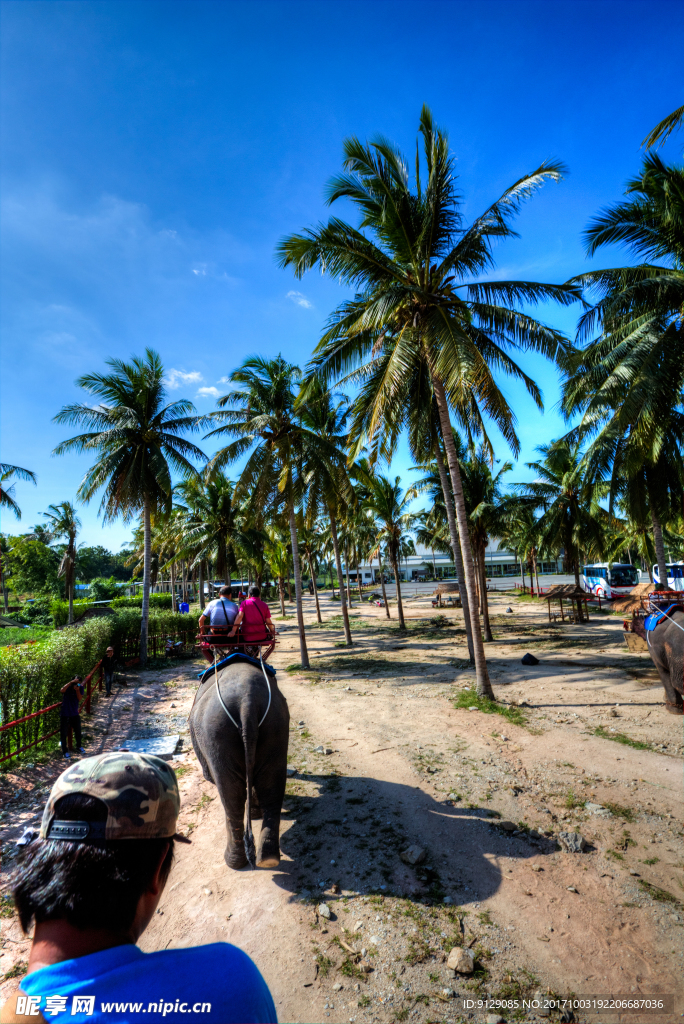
[254, 767, 286, 868]
[652, 647, 683, 714]
[662, 639, 684, 713]
[213, 767, 249, 869]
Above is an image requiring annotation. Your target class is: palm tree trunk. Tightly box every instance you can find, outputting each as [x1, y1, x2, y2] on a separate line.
[198, 560, 205, 611]
[328, 509, 352, 644]
[533, 548, 540, 595]
[307, 550, 322, 623]
[378, 551, 390, 618]
[0, 550, 8, 613]
[433, 440, 475, 661]
[67, 556, 74, 626]
[356, 543, 363, 602]
[288, 505, 310, 669]
[520, 552, 526, 592]
[279, 576, 286, 616]
[473, 545, 482, 613]
[479, 543, 493, 642]
[391, 552, 406, 629]
[140, 498, 151, 666]
[650, 509, 670, 590]
[170, 560, 177, 613]
[344, 539, 353, 607]
[431, 373, 493, 698]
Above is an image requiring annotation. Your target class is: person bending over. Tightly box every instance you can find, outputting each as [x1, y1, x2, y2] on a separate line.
[1, 753, 276, 1024]
[59, 677, 84, 760]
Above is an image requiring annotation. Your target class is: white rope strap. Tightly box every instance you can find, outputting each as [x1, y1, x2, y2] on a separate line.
[213, 646, 272, 730]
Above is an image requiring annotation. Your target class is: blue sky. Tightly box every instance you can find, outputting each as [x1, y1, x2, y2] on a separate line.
[1, 0, 682, 549]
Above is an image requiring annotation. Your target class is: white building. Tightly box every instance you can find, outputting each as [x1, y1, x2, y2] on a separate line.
[342, 540, 563, 583]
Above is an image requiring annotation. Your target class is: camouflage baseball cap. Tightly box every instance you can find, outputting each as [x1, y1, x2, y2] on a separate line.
[40, 752, 181, 841]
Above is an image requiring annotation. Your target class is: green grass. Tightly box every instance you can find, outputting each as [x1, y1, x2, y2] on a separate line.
[638, 880, 681, 906]
[357, 994, 370, 1008]
[315, 953, 334, 977]
[603, 802, 636, 823]
[565, 790, 586, 810]
[593, 726, 652, 751]
[340, 957, 366, 980]
[453, 687, 527, 727]
[2, 961, 27, 982]
[0, 895, 15, 919]
[642, 857, 659, 865]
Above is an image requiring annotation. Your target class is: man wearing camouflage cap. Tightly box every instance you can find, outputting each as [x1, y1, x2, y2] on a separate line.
[2, 753, 276, 1024]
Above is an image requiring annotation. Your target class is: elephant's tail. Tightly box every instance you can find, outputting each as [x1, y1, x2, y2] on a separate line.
[242, 728, 257, 869]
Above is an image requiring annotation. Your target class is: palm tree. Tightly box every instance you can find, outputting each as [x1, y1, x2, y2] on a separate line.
[514, 440, 608, 611]
[363, 474, 418, 630]
[43, 502, 81, 624]
[299, 522, 324, 623]
[53, 349, 206, 665]
[206, 356, 350, 668]
[279, 106, 578, 697]
[642, 103, 684, 149]
[176, 473, 249, 590]
[0, 463, 36, 612]
[459, 449, 512, 642]
[297, 380, 356, 645]
[563, 154, 684, 588]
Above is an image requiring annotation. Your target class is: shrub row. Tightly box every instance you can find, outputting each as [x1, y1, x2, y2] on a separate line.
[0, 608, 199, 760]
[111, 593, 174, 609]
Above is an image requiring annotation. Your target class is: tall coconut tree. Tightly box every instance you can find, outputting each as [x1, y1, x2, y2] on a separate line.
[513, 439, 608, 601]
[206, 356, 351, 669]
[43, 501, 81, 624]
[53, 349, 206, 665]
[279, 106, 578, 697]
[563, 154, 684, 590]
[0, 463, 36, 611]
[363, 474, 418, 630]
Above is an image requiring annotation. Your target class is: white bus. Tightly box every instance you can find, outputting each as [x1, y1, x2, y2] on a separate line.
[580, 563, 640, 599]
[652, 562, 684, 591]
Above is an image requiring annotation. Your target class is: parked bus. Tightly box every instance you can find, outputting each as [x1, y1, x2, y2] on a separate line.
[652, 562, 684, 591]
[580, 563, 640, 599]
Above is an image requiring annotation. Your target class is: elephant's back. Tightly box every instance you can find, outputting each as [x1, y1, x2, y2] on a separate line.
[190, 661, 286, 730]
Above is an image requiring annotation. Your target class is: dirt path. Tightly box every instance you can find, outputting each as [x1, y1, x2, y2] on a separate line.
[2, 592, 682, 1023]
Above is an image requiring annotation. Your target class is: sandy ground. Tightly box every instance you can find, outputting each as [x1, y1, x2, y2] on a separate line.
[1, 590, 682, 1024]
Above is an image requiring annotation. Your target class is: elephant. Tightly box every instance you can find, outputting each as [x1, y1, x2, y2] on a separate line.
[188, 657, 290, 868]
[631, 605, 684, 714]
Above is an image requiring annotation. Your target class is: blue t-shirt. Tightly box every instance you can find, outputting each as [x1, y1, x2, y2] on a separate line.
[20, 942, 277, 1023]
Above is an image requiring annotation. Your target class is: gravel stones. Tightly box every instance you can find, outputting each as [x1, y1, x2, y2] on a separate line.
[400, 844, 426, 865]
[446, 947, 475, 974]
[558, 831, 587, 853]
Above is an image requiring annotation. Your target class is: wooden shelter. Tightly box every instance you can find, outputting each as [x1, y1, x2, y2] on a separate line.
[433, 583, 462, 608]
[545, 584, 591, 624]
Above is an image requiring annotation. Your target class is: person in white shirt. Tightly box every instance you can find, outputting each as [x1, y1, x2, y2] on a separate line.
[199, 586, 239, 639]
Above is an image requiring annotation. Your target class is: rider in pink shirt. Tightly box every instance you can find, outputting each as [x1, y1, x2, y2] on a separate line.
[228, 587, 276, 644]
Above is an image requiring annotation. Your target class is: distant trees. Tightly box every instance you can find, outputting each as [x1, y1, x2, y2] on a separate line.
[54, 349, 205, 665]
[43, 502, 81, 625]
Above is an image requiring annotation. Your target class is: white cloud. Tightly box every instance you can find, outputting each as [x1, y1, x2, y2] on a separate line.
[192, 267, 207, 276]
[287, 290, 313, 309]
[196, 386, 220, 398]
[165, 369, 204, 389]
[217, 376, 230, 384]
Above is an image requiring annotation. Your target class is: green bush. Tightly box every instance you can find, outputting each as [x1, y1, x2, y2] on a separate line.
[88, 576, 123, 601]
[0, 616, 115, 760]
[50, 599, 96, 628]
[13, 600, 54, 627]
[111, 593, 173, 610]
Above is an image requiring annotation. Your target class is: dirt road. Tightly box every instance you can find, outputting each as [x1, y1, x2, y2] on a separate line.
[2, 591, 682, 1023]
